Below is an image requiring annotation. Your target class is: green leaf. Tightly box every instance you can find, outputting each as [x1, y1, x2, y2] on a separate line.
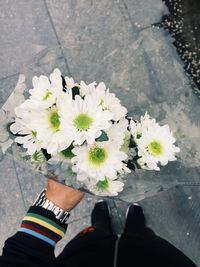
[126, 160, 136, 171]
[61, 144, 75, 159]
[42, 149, 51, 160]
[72, 86, 80, 99]
[95, 131, 109, 142]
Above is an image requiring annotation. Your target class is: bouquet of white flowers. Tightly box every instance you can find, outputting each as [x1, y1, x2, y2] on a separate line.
[0, 69, 180, 196]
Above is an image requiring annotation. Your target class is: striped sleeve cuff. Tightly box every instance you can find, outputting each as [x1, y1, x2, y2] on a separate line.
[18, 207, 67, 247]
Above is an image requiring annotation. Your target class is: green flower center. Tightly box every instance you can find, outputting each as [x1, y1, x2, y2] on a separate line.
[96, 178, 109, 190]
[74, 113, 93, 131]
[88, 146, 107, 166]
[148, 140, 163, 156]
[43, 90, 52, 101]
[61, 145, 74, 159]
[49, 111, 60, 131]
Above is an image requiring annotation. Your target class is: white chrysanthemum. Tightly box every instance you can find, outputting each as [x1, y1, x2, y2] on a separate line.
[89, 82, 127, 121]
[86, 178, 124, 196]
[21, 69, 63, 110]
[29, 106, 72, 155]
[106, 119, 130, 152]
[65, 76, 78, 90]
[10, 106, 42, 155]
[117, 162, 132, 175]
[79, 81, 97, 97]
[136, 123, 180, 171]
[130, 112, 158, 142]
[59, 95, 113, 145]
[71, 142, 128, 181]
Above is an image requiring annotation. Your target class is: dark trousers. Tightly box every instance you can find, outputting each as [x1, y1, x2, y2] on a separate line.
[57, 226, 197, 267]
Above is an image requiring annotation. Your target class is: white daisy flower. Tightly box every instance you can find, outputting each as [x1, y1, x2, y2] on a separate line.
[10, 106, 42, 155]
[30, 106, 72, 155]
[90, 82, 127, 121]
[59, 95, 113, 145]
[21, 69, 63, 110]
[49, 68, 65, 98]
[137, 123, 180, 171]
[117, 162, 132, 175]
[71, 141, 128, 181]
[106, 119, 130, 151]
[79, 81, 97, 97]
[86, 178, 124, 196]
[65, 76, 78, 90]
[130, 112, 158, 142]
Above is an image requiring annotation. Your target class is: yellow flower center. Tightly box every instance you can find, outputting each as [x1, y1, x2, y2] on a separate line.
[49, 111, 60, 131]
[74, 113, 93, 131]
[148, 140, 163, 156]
[88, 146, 107, 166]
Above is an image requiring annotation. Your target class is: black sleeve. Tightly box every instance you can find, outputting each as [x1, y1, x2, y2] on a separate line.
[0, 206, 68, 267]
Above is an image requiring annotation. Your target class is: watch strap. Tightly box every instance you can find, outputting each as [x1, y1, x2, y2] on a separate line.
[33, 190, 70, 224]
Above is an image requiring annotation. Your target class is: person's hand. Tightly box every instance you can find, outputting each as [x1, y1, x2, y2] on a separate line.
[46, 179, 85, 212]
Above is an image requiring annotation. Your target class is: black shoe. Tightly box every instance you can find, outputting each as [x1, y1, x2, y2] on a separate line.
[124, 203, 146, 234]
[91, 200, 112, 234]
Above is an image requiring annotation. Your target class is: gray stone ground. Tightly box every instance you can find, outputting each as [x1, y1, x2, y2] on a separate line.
[0, 0, 200, 265]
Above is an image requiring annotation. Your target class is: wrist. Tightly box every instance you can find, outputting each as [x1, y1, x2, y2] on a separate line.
[46, 179, 85, 212]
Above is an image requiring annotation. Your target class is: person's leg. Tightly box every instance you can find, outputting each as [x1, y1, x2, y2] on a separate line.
[57, 201, 116, 263]
[118, 204, 197, 267]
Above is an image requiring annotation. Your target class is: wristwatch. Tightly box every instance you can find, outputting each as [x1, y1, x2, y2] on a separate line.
[33, 190, 70, 224]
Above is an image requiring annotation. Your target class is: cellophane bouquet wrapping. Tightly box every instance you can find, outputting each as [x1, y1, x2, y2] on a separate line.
[0, 69, 180, 196]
